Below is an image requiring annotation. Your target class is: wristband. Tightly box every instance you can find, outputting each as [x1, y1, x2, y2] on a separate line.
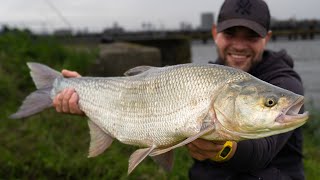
[211, 141, 233, 162]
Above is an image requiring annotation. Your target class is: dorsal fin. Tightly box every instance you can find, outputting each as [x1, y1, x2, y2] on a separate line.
[124, 66, 155, 76]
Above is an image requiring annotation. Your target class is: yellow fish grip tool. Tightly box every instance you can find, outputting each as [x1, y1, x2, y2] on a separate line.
[211, 141, 233, 162]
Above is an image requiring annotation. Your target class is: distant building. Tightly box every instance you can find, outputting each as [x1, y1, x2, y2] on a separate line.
[200, 12, 214, 31]
[180, 21, 193, 31]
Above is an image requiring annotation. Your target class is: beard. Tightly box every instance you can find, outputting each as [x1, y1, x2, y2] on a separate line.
[216, 47, 263, 72]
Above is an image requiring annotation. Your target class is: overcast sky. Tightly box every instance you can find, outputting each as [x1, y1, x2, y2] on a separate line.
[0, 0, 319, 33]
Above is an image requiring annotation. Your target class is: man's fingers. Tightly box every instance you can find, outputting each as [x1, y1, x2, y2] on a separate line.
[56, 69, 83, 114]
[61, 69, 81, 78]
[61, 89, 71, 113]
[53, 93, 61, 112]
[186, 143, 206, 161]
[189, 152, 207, 161]
[69, 93, 84, 115]
[52, 87, 84, 115]
[186, 139, 230, 161]
[191, 139, 224, 151]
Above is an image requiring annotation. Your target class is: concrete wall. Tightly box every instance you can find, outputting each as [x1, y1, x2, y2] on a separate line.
[128, 37, 191, 66]
[90, 42, 161, 76]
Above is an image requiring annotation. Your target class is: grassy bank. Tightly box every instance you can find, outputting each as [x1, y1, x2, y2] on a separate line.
[0, 30, 192, 179]
[1, 111, 193, 179]
[0, 30, 319, 179]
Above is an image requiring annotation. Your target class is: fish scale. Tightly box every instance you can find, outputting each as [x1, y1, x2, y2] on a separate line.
[10, 62, 308, 174]
[52, 64, 235, 146]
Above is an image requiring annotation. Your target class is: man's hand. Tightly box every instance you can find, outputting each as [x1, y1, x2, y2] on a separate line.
[52, 69, 85, 115]
[186, 139, 237, 161]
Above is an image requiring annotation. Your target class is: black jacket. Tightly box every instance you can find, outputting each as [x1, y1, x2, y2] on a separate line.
[189, 50, 305, 180]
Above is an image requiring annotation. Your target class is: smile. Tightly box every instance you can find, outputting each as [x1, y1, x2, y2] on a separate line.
[228, 53, 250, 59]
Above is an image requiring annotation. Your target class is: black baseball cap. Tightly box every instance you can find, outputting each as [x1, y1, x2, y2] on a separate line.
[217, 0, 270, 37]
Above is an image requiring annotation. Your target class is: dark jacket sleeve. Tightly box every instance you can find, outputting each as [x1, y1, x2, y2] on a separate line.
[217, 74, 304, 172]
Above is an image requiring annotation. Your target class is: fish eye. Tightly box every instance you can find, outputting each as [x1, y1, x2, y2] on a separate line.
[265, 97, 277, 107]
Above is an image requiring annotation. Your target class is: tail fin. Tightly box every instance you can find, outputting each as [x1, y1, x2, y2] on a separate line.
[10, 62, 62, 119]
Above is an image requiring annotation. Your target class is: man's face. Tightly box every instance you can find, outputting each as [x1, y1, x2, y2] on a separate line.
[213, 26, 271, 72]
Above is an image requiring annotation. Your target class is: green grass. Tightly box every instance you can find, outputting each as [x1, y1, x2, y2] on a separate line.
[0, 29, 192, 179]
[303, 134, 320, 179]
[0, 110, 193, 179]
[302, 110, 320, 179]
[0, 29, 319, 179]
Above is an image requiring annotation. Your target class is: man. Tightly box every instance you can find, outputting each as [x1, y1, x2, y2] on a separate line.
[54, 0, 305, 179]
[187, 0, 305, 179]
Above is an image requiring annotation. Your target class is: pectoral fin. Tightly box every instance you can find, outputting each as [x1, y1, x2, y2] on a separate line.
[128, 144, 156, 174]
[152, 150, 174, 171]
[87, 120, 114, 158]
[150, 125, 215, 156]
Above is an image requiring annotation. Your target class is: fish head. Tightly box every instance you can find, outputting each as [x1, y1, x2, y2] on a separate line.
[214, 78, 309, 140]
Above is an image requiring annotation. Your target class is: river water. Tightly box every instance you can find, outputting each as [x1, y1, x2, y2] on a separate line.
[191, 39, 320, 110]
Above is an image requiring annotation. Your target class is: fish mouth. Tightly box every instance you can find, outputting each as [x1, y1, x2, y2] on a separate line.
[275, 96, 309, 126]
[214, 96, 309, 140]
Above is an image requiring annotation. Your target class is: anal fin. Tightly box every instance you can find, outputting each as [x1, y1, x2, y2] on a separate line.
[128, 144, 156, 174]
[88, 120, 114, 158]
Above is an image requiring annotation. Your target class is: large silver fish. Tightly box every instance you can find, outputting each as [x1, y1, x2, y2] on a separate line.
[10, 62, 309, 174]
